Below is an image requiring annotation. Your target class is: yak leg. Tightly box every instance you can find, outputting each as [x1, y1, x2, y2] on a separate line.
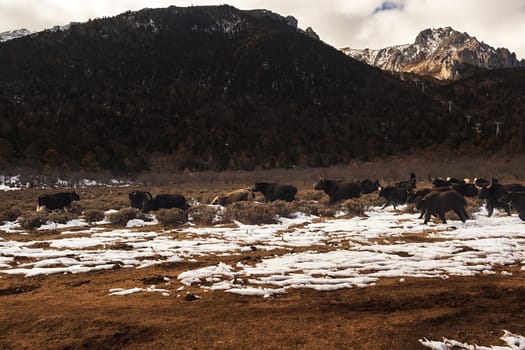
[423, 211, 431, 224]
[453, 209, 467, 223]
[505, 203, 512, 216]
[418, 210, 425, 219]
[519, 212, 525, 221]
[438, 213, 447, 224]
[486, 203, 494, 217]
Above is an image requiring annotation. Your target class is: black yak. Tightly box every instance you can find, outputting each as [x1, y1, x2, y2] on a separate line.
[378, 186, 408, 209]
[314, 179, 362, 204]
[37, 192, 80, 211]
[129, 191, 152, 209]
[500, 191, 525, 221]
[142, 194, 190, 212]
[252, 182, 297, 202]
[478, 181, 525, 217]
[420, 190, 468, 224]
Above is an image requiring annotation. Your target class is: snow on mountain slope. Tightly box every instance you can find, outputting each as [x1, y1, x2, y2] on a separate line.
[0, 28, 32, 42]
[342, 27, 525, 80]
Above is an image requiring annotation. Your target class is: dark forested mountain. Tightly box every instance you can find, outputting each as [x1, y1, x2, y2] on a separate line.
[428, 68, 525, 154]
[0, 5, 519, 173]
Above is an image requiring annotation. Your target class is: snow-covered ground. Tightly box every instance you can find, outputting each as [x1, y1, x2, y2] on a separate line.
[1, 205, 524, 294]
[420, 330, 525, 349]
[0, 175, 130, 190]
[1, 203, 524, 348]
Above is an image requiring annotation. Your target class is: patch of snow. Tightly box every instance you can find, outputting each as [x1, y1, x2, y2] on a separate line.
[0, 28, 32, 42]
[109, 285, 170, 296]
[420, 330, 525, 350]
[1, 204, 525, 298]
[38, 219, 88, 231]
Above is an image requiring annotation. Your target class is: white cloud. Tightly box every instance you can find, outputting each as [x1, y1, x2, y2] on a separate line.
[0, 0, 524, 58]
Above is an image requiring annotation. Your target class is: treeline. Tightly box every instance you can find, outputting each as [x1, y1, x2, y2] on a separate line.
[0, 5, 520, 173]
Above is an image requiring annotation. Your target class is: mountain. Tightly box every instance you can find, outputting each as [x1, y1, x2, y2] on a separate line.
[0, 6, 501, 173]
[341, 27, 525, 80]
[0, 28, 32, 42]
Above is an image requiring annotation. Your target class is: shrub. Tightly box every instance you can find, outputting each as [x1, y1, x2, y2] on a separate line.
[156, 208, 188, 227]
[317, 207, 337, 217]
[48, 211, 76, 224]
[68, 204, 83, 215]
[266, 200, 296, 219]
[300, 189, 325, 201]
[189, 205, 222, 226]
[107, 208, 140, 226]
[293, 200, 326, 217]
[83, 209, 106, 223]
[225, 202, 279, 225]
[0, 208, 21, 223]
[341, 199, 368, 217]
[19, 213, 48, 230]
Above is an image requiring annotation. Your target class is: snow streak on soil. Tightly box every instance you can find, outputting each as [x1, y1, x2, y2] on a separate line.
[1, 206, 524, 297]
[420, 330, 525, 349]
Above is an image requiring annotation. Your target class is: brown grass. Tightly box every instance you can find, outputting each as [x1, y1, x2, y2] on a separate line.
[18, 212, 48, 230]
[106, 208, 142, 226]
[0, 208, 21, 223]
[188, 205, 222, 226]
[156, 208, 188, 227]
[47, 211, 77, 224]
[83, 209, 106, 223]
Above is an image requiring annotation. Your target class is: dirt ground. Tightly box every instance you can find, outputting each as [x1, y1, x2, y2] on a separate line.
[0, 254, 524, 349]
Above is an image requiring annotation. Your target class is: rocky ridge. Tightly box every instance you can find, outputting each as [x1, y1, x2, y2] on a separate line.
[341, 27, 525, 80]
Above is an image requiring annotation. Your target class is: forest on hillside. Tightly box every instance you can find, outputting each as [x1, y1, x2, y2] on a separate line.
[0, 6, 523, 174]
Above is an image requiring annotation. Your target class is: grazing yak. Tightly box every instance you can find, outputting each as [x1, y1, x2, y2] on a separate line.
[252, 182, 297, 202]
[500, 191, 525, 221]
[210, 188, 253, 206]
[314, 179, 362, 204]
[129, 191, 152, 209]
[420, 190, 469, 224]
[37, 191, 80, 211]
[477, 181, 525, 217]
[142, 194, 191, 212]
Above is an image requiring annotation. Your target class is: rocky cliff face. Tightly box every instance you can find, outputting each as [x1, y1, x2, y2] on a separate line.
[341, 27, 525, 80]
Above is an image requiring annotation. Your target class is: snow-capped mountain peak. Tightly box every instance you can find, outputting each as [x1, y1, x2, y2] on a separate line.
[0, 28, 32, 42]
[341, 27, 525, 80]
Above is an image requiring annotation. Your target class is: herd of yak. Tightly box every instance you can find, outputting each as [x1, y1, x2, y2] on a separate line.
[35, 174, 525, 224]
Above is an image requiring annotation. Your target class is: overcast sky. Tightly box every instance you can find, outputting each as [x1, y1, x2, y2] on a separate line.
[1, 0, 524, 58]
